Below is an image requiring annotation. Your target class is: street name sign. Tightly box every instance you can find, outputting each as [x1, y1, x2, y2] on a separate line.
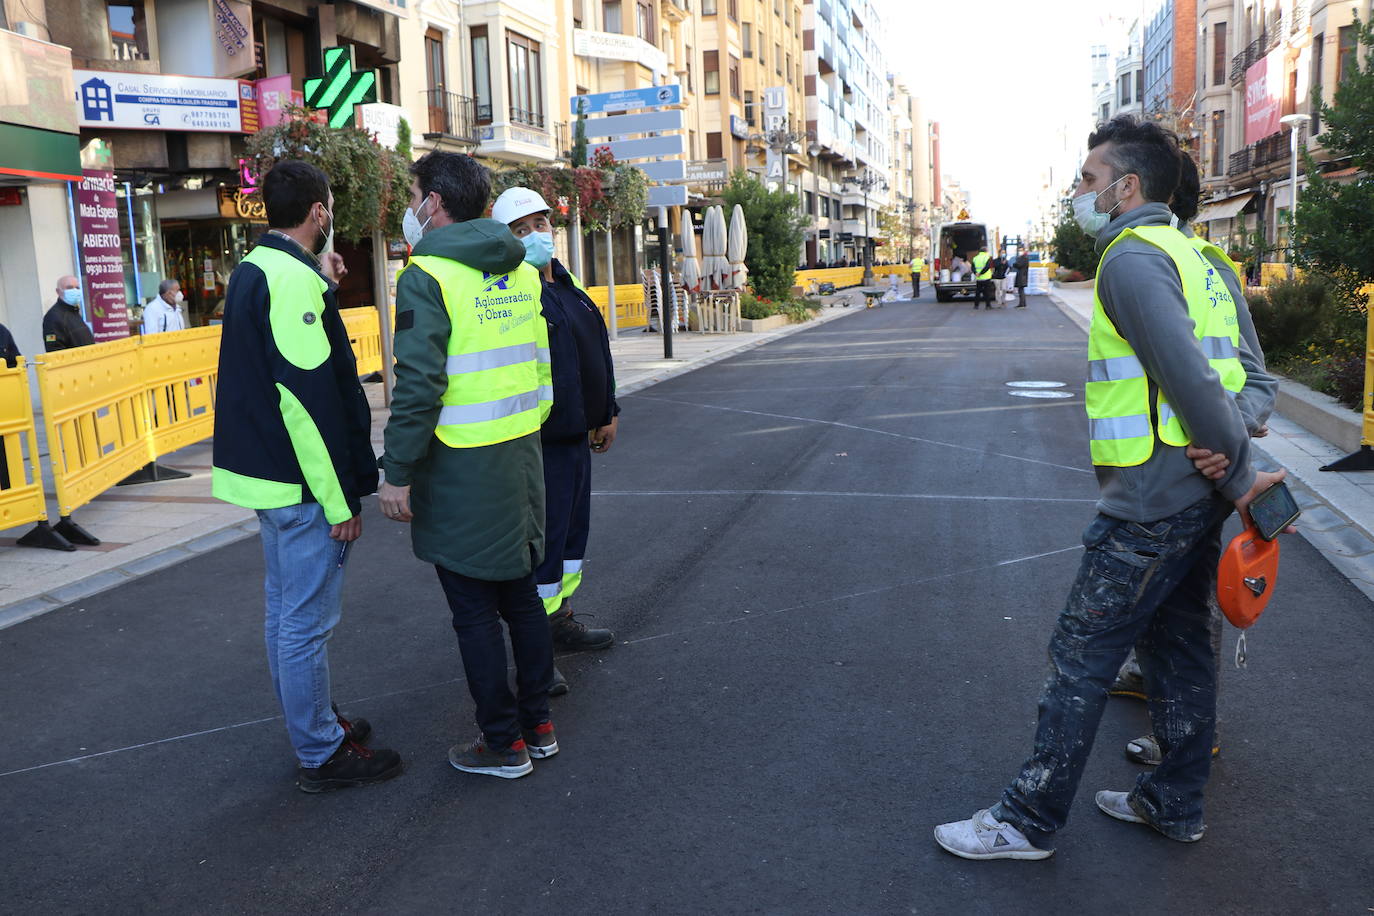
[580, 108, 683, 138]
[571, 84, 681, 116]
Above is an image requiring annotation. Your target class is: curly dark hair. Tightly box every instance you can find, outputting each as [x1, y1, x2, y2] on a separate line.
[1171, 147, 1202, 222]
[410, 151, 490, 223]
[1088, 115, 1185, 205]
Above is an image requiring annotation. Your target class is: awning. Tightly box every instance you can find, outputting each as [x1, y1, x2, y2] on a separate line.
[1194, 192, 1254, 223]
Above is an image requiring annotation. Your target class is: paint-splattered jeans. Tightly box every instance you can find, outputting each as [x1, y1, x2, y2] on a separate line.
[994, 493, 1233, 848]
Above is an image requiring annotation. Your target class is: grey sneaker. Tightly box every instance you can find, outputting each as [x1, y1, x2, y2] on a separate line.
[521, 721, 559, 759]
[933, 808, 1054, 861]
[448, 737, 533, 779]
[1095, 791, 1204, 842]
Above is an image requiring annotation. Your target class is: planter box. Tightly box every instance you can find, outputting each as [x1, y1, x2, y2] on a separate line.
[1053, 279, 1095, 290]
[1275, 377, 1361, 454]
[738, 314, 789, 332]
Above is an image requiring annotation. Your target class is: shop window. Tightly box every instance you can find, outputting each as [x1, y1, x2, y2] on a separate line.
[507, 30, 544, 128]
[472, 26, 492, 123]
[704, 50, 719, 95]
[106, 0, 150, 61]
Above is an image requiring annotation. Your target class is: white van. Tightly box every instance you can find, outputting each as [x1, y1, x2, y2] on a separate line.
[932, 221, 991, 303]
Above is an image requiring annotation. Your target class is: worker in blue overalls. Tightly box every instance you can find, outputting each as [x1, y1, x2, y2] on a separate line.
[493, 187, 620, 695]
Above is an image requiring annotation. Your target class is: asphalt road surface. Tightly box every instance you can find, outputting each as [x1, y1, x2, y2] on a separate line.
[3, 291, 1370, 914]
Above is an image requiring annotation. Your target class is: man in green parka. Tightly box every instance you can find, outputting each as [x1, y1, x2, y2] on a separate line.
[378, 151, 558, 779]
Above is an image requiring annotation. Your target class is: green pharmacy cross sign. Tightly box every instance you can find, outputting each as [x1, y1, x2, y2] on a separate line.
[304, 46, 378, 129]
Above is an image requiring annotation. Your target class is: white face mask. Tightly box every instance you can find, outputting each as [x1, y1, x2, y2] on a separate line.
[172, 291, 184, 305]
[403, 197, 433, 248]
[1072, 175, 1128, 236]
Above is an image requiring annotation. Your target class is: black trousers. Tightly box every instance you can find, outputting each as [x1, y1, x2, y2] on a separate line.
[435, 565, 555, 749]
[1017, 285, 1027, 307]
[974, 279, 996, 307]
[911, 271, 921, 296]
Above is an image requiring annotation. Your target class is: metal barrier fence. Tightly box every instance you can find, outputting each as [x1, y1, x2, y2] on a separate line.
[0, 358, 49, 531]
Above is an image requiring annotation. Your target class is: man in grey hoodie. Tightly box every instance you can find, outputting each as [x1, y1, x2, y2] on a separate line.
[935, 116, 1289, 860]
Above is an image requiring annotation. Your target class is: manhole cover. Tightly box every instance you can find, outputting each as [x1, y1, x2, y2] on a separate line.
[1006, 380, 1067, 388]
[1009, 390, 1075, 399]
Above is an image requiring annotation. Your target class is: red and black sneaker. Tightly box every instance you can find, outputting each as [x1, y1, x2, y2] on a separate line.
[297, 740, 403, 794]
[448, 737, 533, 778]
[521, 721, 559, 759]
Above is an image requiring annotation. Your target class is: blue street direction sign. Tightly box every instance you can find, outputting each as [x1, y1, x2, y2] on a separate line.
[647, 185, 688, 208]
[571, 84, 682, 116]
[593, 134, 685, 162]
[636, 160, 687, 182]
[580, 108, 683, 138]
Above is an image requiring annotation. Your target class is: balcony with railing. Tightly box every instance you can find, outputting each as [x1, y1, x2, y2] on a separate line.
[1230, 31, 1274, 87]
[423, 91, 478, 143]
[510, 106, 546, 129]
[1227, 147, 1252, 177]
[1252, 131, 1289, 169]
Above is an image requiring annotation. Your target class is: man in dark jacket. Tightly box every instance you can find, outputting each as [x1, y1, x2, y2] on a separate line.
[43, 276, 96, 351]
[1012, 252, 1030, 308]
[378, 153, 558, 779]
[213, 159, 399, 794]
[493, 187, 620, 694]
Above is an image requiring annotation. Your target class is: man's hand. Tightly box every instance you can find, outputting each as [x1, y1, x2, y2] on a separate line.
[378, 481, 413, 523]
[1186, 444, 1230, 481]
[322, 251, 348, 284]
[1253, 424, 1269, 438]
[330, 514, 362, 542]
[590, 416, 619, 454]
[1235, 467, 1297, 534]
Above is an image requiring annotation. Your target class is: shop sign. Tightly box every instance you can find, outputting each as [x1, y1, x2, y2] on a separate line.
[75, 70, 245, 133]
[74, 169, 131, 342]
[213, 0, 252, 73]
[238, 80, 259, 133]
[685, 159, 729, 184]
[217, 186, 266, 221]
[359, 102, 406, 149]
[255, 75, 302, 129]
[730, 115, 749, 139]
[1244, 48, 1284, 145]
[572, 29, 668, 76]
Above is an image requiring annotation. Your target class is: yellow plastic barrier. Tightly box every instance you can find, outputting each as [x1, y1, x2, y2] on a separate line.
[794, 268, 865, 289]
[0, 358, 50, 529]
[340, 307, 383, 375]
[33, 338, 152, 518]
[584, 284, 648, 330]
[140, 326, 221, 458]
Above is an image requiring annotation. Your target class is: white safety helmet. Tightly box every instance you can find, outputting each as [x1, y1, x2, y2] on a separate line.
[491, 187, 551, 226]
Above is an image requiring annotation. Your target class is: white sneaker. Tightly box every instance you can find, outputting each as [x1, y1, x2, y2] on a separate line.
[934, 808, 1054, 860]
[1095, 790, 1205, 842]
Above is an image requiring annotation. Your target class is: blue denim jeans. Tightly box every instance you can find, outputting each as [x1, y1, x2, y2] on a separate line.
[258, 503, 348, 767]
[994, 493, 1232, 847]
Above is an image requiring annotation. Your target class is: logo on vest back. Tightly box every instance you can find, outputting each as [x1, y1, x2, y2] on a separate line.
[482, 272, 511, 291]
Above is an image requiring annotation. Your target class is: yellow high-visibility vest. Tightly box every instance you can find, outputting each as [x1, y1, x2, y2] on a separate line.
[972, 252, 993, 280]
[911, 257, 925, 271]
[404, 255, 552, 448]
[1086, 225, 1246, 467]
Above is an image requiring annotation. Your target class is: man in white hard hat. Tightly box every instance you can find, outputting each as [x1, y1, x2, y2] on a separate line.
[492, 187, 620, 694]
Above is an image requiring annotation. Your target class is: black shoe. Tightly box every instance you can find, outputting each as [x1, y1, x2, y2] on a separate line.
[297, 740, 402, 793]
[550, 666, 570, 697]
[550, 610, 615, 651]
[332, 702, 371, 744]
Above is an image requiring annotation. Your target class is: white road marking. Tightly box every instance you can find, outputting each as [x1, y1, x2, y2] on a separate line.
[592, 489, 1096, 504]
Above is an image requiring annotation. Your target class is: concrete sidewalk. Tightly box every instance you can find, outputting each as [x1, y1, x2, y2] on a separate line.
[1049, 284, 1374, 600]
[0, 293, 869, 629]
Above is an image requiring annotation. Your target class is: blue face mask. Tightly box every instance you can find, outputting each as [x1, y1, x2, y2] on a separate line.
[521, 231, 555, 268]
[61, 287, 82, 306]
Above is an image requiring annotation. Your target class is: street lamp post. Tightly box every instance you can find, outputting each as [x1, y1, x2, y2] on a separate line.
[1279, 113, 1306, 280]
[842, 169, 887, 286]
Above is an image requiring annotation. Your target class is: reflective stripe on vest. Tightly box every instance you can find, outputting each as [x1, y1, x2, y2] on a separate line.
[1086, 225, 1246, 467]
[972, 252, 993, 280]
[404, 255, 552, 448]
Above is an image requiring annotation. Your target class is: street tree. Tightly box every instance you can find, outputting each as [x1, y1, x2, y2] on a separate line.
[721, 170, 806, 302]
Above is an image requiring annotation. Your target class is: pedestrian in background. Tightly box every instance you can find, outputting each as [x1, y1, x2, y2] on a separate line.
[212, 159, 398, 794]
[935, 115, 1285, 860]
[1012, 251, 1030, 308]
[493, 187, 619, 698]
[43, 276, 95, 351]
[971, 245, 996, 309]
[378, 152, 558, 779]
[142, 279, 187, 334]
[910, 253, 925, 297]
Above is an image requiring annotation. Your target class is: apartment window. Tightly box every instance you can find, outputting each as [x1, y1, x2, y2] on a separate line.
[744, 90, 755, 125]
[425, 28, 446, 93]
[702, 0, 717, 14]
[572, 0, 583, 29]
[106, 0, 150, 60]
[786, 52, 792, 82]
[1212, 23, 1227, 85]
[775, 43, 782, 75]
[604, 0, 622, 32]
[805, 190, 814, 215]
[729, 55, 740, 99]
[507, 31, 544, 128]
[704, 50, 720, 95]
[684, 45, 694, 92]
[472, 26, 492, 122]
[707, 131, 723, 158]
[1210, 110, 1225, 176]
[1312, 32, 1323, 132]
[1118, 73, 1131, 106]
[727, 0, 737, 20]
[636, 1, 654, 44]
[742, 23, 753, 57]
[1136, 68, 1143, 103]
[1338, 25, 1358, 84]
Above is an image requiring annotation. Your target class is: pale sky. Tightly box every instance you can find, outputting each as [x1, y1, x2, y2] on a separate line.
[883, 0, 1152, 237]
